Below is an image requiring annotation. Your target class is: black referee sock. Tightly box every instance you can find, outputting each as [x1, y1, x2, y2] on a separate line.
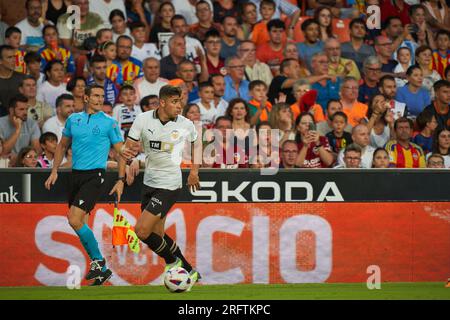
[142, 233, 176, 264]
[164, 234, 193, 272]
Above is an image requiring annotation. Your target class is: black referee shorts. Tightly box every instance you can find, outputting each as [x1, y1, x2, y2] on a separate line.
[141, 185, 181, 218]
[68, 169, 106, 214]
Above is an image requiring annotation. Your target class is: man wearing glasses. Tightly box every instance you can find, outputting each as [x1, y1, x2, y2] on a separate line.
[374, 35, 399, 74]
[358, 56, 382, 104]
[340, 77, 368, 127]
[223, 56, 251, 102]
[334, 144, 362, 169]
[238, 40, 273, 86]
[280, 140, 300, 169]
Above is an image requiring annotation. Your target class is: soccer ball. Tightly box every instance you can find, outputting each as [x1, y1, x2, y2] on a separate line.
[164, 267, 191, 293]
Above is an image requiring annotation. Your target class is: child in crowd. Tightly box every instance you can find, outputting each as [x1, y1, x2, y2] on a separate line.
[248, 80, 272, 126]
[394, 47, 412, 88]
[196, 81, 217, 128]
[251, 0, 277, 47]
[326, 111, 353, 155]
[37, 132, 65, 168]
[432, 30, 450, 79]
[413, 109, 438, 155]
[140, 95, 160, 112]
[5, 27, 26, 73]
[113, 85, 142, 137]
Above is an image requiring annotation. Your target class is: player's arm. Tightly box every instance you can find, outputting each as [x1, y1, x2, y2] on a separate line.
[187, 142, 201, 193]
[44, 136, 71, 190]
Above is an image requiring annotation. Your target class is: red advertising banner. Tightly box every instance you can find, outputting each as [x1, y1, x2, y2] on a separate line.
[0, 203, 449, 286]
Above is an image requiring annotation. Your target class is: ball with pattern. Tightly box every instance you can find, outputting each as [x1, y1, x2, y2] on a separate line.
[164, 267, 191, 293]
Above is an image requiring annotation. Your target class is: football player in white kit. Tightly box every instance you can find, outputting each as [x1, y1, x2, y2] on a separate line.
[110, 85, 201, 290]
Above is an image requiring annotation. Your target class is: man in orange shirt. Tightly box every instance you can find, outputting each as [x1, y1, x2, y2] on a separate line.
[340, 76, 368, 127]
[256, 19, 286, 76]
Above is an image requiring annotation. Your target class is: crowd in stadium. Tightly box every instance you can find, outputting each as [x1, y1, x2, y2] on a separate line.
[0, 0, 449, 171]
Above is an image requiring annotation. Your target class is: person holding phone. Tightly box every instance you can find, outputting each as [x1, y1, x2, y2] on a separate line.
[294, 112, 335, 168]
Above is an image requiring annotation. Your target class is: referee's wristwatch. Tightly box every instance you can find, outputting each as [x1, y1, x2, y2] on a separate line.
[117, 177, 126, 183]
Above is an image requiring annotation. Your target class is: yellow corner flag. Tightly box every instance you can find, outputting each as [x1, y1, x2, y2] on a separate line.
[112, 198, 140, 253]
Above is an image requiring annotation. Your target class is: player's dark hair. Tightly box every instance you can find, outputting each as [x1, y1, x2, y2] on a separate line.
[55, 93, 74, 109]
[5, 26, 21, 38]
[159, 85, 182, 100]
[39, 131, 58, 145]
[249, 80, 267, 91]
[8, 94, 28, 109]
[267, 19, 285, 32]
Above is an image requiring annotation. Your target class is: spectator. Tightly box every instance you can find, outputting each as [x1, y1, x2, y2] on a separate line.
[134, 57, 168, 103]
[177, 60, 203, 103]
[57, 0, 105, 58]
[290, 80, 324, 123]
[382, 17, 417, 63]
[381, 0, 411, 26]
[113, 35, 143, 86]
[366, 94, 395, 148]
[213, 0, 240, 24]
[422, 0, 450, 33]
[431, 31, 450, 79]
[220, 16, 241, 60]
[426, 153, 446, 168]
[415, 45, 442, 96]
[341, 18, 376, 72]
[307, 0, 358, 19]
[210, 74, 229, 117]
[378, 75, 408, 120]
[183, 103, 201, 123]
[294, 112, 334, 168]
[385, 117, 426, 168]
[97, 41, 118, 83]
[90, 0, 127, 28]
[413, 108, 438, 154]
[112, 85, 142, 137]
[340, 77, 368, 127]
[196, 81, 217, 128]
[269, 102, 295, 144]
[334, 143, 362, 168]
[317, 99, 352, 136]
[140, 95, 159, 113]
[42, 93, 74, 142]
[238, 40, 273, 87]
[160, 34, 186, 80]
[189, 1, 221, 42]
[15, 0, 45, 49]
[4, 27, 26, 74]
[268, 58, 300, 105]
[256, 19, 287, 76]
[279, 140, 299, 168]
[251, 0, 301, 26]
[396, 65, 431, 118]
[408, 4, 434, 47]
[0, 94, 41, 157]
[393, 46, 412, 88]
[337, 124, 376, 168]
[251, 0, 279, 47]
[38, 25, 75, 76]
[15, 146, 38, 168]
[372, 147, 390, 168]
[124, 0, 151, 29]
[423, 80, 450, 131]
[358, 56, 382, 104]
[374, 36, 398, 74]
[102, 101, 113, 116]
[19, 75, 54, 128]
[326, 111, 353, 155]
[427, 127, 450, 167]
[325, 38, 361, 81]
[226, 97, 251, 132]
[310, 52, 341, 111]
[297, 19, 324, 72]
[24, 51, 45, 88]
[223, 56, 251, 102]
[0, 45, 27, 117]
[248, 80, 272, 126]
[161, 15, 205, 63]
[66, 76, 87, 112]
[283, 43, 311, 79]
[148, 1, 174, 45]
[314, 6, 335, 41]
[173, 0, 213, 26]
[241, 2, 258, 40]
[86, 55, 119, 105]
[130, 22, 160, 62]
[203, 29, 225, 76]
[37, 60, 69, 109]
[37, 131, 58, 168]
[96, 28, 114, 47]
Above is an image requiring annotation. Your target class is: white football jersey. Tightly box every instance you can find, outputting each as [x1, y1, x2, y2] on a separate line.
[128, 110, 198, 190]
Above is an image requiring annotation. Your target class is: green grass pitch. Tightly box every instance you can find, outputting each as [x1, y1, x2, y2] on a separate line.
[0, 283, 449, 300]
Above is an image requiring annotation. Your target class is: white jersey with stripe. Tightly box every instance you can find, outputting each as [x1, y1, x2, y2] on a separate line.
[127, 110, 198, 190]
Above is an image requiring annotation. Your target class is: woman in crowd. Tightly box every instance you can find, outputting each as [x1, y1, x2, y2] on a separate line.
[66, 76, 86, 112]
[183, 103, 202, 124]
[366, 94, 395, 148]
[415, 45, 442, 96]
[294, 112, 335, 168]
[269, 103, 296, 145]
[314, 6, 335, 41]
[283, 44, 311, 79]
[37, 60, 69, 109]
[241, 1, 258, 40]
[422, 0, 450, 33]
[98, 41, 119, 84]
[149, 1, 175, 45]
[372, 148, 390, 168]
[110, 9, 131, 42]
[427, 127, 450, 168]
[15, 147, 38, 168]
[396, 65, 431, 118]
